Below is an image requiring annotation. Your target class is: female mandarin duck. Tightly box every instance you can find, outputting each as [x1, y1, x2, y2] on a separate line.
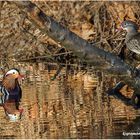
[0, 68, 24, 121]
[120, 20, 140, 54]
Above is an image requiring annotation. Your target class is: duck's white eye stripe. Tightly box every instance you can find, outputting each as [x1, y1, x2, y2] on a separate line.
[5, 69, 19, 76]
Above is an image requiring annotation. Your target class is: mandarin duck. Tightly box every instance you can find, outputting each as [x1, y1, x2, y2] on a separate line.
[0, 68, 24, 121]
[120, 20, 140, 54]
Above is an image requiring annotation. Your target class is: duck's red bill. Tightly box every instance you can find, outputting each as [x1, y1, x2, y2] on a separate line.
[18, 74, 25, 79]
[116, 26, 123, 32]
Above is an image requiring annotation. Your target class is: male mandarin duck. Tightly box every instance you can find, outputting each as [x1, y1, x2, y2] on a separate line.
[0, 68, 24, 121]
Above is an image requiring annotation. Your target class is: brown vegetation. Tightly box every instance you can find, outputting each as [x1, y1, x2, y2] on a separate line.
[0, 1, 140, 68]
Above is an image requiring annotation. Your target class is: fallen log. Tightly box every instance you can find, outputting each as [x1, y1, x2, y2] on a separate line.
[13, 2, 140, 98]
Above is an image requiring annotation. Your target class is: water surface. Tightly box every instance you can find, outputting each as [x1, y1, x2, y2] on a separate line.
[0, 69, 140, 139]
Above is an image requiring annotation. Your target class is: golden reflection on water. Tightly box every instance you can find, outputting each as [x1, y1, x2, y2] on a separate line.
[0, 69, 140, 139]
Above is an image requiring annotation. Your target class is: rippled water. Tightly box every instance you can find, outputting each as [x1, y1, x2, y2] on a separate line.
[0, 68, 140, 139]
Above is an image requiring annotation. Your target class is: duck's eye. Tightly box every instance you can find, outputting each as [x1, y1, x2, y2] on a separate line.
[13, 72, 15, 74]
[124, 22, 127, 26]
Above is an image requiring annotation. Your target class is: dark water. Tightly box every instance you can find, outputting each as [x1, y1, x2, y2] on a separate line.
[0, 69, 140, 139]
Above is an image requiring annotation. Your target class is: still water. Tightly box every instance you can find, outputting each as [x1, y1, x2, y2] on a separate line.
[0, 68, 140, 139]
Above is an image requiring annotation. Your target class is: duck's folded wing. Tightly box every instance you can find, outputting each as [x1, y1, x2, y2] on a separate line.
[127, 33, 140, 54]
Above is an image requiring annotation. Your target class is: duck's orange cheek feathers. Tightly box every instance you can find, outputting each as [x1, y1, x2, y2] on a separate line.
[10, 74, 23, 79]
[13, 74, 20, 79]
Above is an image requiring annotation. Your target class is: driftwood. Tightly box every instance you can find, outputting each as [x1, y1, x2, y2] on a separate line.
[13, 2, 140, 102]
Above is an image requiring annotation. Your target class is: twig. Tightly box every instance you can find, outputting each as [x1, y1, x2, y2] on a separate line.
[50, 65, 63, 80]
